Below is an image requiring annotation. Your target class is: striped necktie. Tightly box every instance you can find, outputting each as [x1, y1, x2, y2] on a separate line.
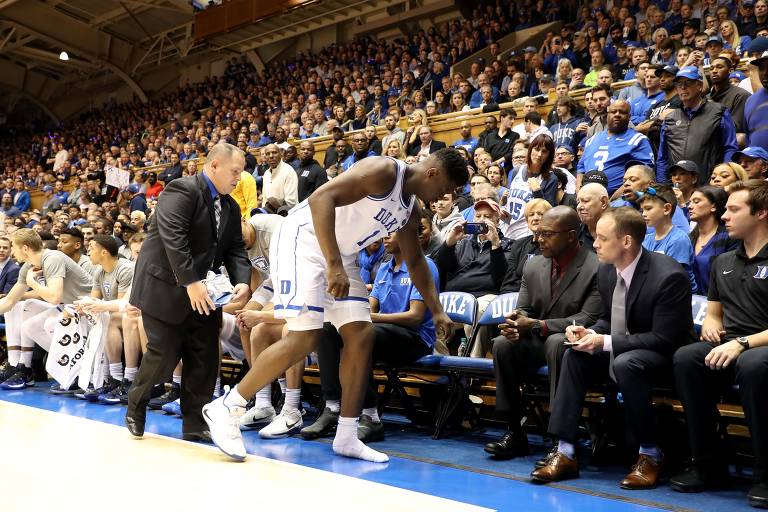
[213, 195, 221, 235]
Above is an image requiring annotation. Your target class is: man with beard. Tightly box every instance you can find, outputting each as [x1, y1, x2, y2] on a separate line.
[709, 55, 752, 144]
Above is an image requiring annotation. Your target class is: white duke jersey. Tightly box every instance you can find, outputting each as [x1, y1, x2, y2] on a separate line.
[286, 156, 415, 255]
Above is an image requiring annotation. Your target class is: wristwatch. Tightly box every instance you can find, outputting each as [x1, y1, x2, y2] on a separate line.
[531, 320, 542, 335]
[735, 336, 750, 350]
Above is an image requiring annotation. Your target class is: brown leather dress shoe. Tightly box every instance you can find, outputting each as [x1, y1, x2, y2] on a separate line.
[530, 452, 579, 483]
[620, 454, 664, 490]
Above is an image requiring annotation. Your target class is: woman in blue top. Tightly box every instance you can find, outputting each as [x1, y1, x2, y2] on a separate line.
[688, 186, 738, 294]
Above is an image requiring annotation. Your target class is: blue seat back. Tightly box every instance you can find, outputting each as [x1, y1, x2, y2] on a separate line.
[477, 293, 519, 326]
[691, 294, 707, 334]
[439, 292, 477, 326]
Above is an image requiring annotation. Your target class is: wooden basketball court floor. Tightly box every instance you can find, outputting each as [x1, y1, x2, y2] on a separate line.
[0, 386, 683, 512]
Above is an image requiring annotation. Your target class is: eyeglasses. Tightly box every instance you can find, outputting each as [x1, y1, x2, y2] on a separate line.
[537, 229, 574, 239]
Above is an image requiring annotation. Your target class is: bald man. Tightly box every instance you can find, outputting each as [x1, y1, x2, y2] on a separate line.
[485, 207, 601, 460]
[576, 183, 609, 249]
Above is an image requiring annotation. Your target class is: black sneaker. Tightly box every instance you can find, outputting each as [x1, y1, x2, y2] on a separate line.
[149, 383, 180, 410]
[0, 363, 17, 383]
[300, 407, 339, 440]
[50, 381, 80, 395]
[0, 364, 34, 390]
[357, 415, 385, 443]
[118, 379, 133, 404]
[88, 376, 120, 402]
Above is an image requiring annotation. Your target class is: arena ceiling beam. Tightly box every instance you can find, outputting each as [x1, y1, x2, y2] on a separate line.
[0, 2, 149, 102]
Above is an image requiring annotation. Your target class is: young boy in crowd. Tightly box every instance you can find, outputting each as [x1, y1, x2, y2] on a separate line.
[639, 186, 698, 293]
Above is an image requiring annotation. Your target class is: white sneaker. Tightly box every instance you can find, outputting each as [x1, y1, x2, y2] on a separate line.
[202, 392, 247, 461]
[239, 405, 276, 430]
[259, 408, 303, 439]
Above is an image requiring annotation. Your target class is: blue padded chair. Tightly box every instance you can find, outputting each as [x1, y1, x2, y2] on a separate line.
[430, 293, 517, 438]
[375, 292, 477, 425]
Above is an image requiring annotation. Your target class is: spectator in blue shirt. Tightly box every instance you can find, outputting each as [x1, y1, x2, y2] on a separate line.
[469, 73, 500, 108]
[452, 121, 479, 155]
[629, 64, 666, 125]
[687, 186, 737, 294]
[53, 180, 69, 203]
[639, 186, 698, 292]
[306, 231, 440, 442]
[577, 99, 655, 193]
[745, 47, 768, 149]
[341, 134, 377, 172]
[12, 180, 30, 212]
[126, 183, 148, 214]
[549, 97, 586, 155]
[357, 238, 388, 289]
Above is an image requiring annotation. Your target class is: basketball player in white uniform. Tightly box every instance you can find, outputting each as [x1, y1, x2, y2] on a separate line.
[203, 149, 469, 462]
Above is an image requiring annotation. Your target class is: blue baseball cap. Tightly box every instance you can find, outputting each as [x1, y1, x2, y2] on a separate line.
[706, 34, 724, 46]
[733, 146, 768, 163]
[747, 37, 768, 55]
[555, 143, 574, 154]
[674, 66, 703, 82]
[42, 185, 53, 193]
[729, 71, 747, 81]
[127, 183, 141, 194]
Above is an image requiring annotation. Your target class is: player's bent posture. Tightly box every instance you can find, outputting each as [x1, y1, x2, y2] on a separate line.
[203, 150, 469, 462]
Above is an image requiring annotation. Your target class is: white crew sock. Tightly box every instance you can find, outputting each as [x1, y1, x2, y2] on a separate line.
[20, 351, 32, 367]
[223, 385, 248, 408]
[332, 417, 389, 463]
[109, 363, 123, 381]
[124, 367, 137, 382]
[278, 377, 287, 394]
[283, 388, 300, 413]
[255, 386, 272, 409]
[7, 349, 20, 366]
[325, 399, 340, 413]
[362, 407, 380, 423]
[557, 440, 575, 459]
[172, 374, 181, 385]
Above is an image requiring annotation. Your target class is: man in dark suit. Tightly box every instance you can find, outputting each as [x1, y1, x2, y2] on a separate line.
[407, 126, 447, 158]
[126, 142, 251, 441]
[0, 237, 20, 296]
[531, 207, 696, 489]
[485, 207, 602, 459]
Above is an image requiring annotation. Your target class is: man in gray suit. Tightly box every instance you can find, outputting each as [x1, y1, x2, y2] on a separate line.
[484, 206, 602, 459]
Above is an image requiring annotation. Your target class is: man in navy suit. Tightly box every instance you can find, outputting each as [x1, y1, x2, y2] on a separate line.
[531, 207, 697, 489]
[0, 237, 19, 296]
[0, 235, 21, 363]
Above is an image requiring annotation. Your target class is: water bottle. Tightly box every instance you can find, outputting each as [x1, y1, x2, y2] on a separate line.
[458, 337, 468, 356]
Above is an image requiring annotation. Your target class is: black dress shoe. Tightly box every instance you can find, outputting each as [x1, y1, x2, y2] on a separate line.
[749, 482, 768, 509]
[183, 431, 212, 443]
[484, 430, 530, 459]
[300, 407, 339, 440]
[535, 444, 558, 469]
[670, 463, 728, 493]
[125, 415, 145, 437]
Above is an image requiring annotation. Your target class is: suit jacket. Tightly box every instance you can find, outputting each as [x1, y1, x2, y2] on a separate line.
[517, 247, 602, 334]
[407, 140, 447, 157]
[591, 249, 696, 357]
[129, 173, 251, 325]
[0, 259, 20, 295]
